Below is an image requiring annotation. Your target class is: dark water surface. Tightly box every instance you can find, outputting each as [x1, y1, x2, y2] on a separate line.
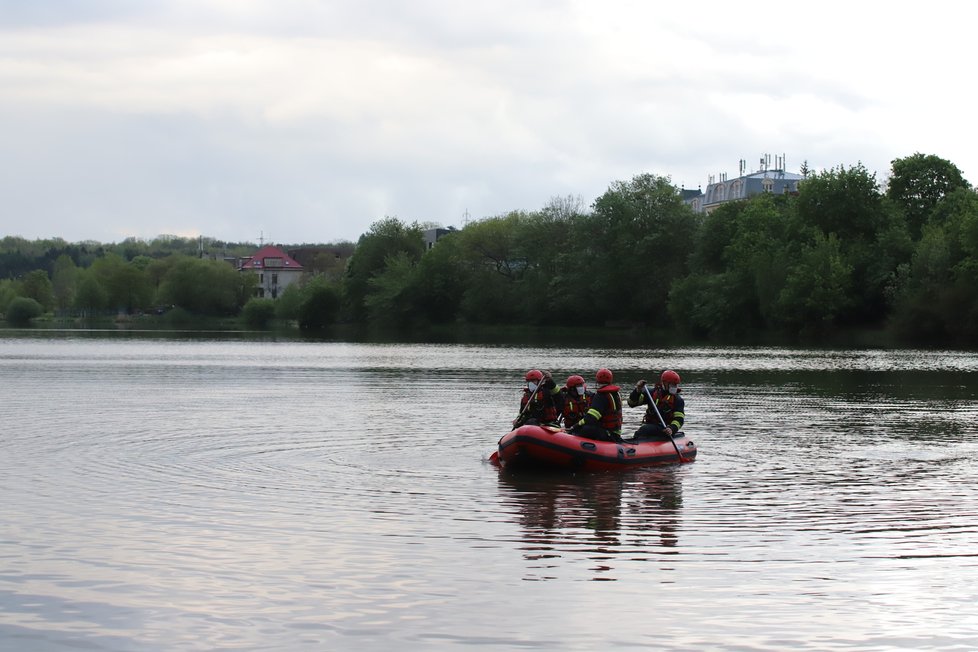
[2, 334, 977, 650]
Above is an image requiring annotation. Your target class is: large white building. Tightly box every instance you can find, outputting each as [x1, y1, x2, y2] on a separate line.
[684, 155, 805, 214]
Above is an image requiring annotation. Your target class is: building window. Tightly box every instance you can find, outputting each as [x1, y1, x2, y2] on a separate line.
[271, 273, 278, 286]
[730, 180, 743, 199]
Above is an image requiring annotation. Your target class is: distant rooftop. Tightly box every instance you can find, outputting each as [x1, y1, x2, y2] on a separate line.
[239, 245, 303, 270]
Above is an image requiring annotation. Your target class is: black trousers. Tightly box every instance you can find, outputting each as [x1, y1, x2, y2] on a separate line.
[571, 424, 620, 442]
[633, 423, 674, 439]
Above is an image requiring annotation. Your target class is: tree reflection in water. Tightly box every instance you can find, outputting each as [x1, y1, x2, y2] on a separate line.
[496, 467, 684, 580]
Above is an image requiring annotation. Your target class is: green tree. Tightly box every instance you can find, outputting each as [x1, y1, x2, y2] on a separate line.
[887, 194, 978, 344]
[889, 224, 954, 341]
[364, 251, 419, 322]
[52, 254, 80, 312]
[931, 187, 978, 260]
[521, 197, 590, 322]
[145, 256, 179, 299]
[413, 231, 467, 324]
[157, 256, 255, 316]
[774, 232, 854, 334]
[0, 236, 39, 279]
[796, 163, 885, 240]
[669, 271, 751, 338]
[241, 298, 277, 328]
[587, 174, 697, 325]
[687, 200, 742, 275]
[5, 297, 43, 325]
[116, 236, 151, 261]
[298, 278, 341, 330]
[712, 194, 798, 330]
[455, 214, 527, 324]
[130, 255, 154, 271]
[74, 272, 109, 316]
[275, 282, 304, 321]
[887, 153, 970, 240]
[20, 270, 54, 311]
[795, 164, 900, 326]
[298, 242, 354, 280]
[344, 218, 424, 321]
[90, 254, 153, 313]
[0, 279, 21, 314]
[456, 213, 526, 282]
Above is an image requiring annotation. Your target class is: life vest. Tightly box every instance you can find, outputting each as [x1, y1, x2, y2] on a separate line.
[644, 386, 682, 429]
[521, 387, 559, 423]
[562, 390, 591, 425]
[596, 385, 623, 432]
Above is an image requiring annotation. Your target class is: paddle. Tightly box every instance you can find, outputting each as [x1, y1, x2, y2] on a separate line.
[643, 384, 686, 463]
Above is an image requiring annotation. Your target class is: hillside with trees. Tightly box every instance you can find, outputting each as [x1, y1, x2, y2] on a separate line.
[2, 153, 976, 346]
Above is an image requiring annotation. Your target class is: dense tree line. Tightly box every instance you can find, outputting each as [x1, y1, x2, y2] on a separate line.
[0, 235, 261, 280]
[342, 153, 976, 345]
[0, 235, 351, 328]
[2, 153, 976, 344]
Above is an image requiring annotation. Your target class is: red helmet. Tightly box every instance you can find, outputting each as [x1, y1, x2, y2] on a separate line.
[566, 374, 585, 388]
[596, 368, 613, 384]
[525, 369, 544, 382]
[661, 369, 681, 385]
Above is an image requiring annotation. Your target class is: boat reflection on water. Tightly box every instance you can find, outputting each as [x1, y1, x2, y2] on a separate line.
[495, 467, 684, 581]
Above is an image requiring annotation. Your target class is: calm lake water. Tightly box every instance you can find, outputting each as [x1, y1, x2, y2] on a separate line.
[2, 331, 978, 651]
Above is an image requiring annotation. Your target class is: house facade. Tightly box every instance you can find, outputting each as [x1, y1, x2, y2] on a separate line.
[238, 245, 304, 299]
[684, 156, 805, 214]
[424, 227, 456, 250]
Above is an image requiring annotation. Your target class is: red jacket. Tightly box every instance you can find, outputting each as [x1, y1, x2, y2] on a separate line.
[518, 385, 560, 424]
[582, 385, 622, 434]
[561, 388, 592, 426]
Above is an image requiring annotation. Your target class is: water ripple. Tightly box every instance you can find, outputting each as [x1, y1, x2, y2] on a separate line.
[3, 338, 978, 650]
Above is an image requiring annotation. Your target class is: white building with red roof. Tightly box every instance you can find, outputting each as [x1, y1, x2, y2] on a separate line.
[239, 245, 304, 299]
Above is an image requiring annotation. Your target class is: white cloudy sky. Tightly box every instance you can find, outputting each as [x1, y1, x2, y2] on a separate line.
[1, 0, 974, 245]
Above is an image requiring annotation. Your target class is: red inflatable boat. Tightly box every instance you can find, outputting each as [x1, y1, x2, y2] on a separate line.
[492, 424, 697, 472]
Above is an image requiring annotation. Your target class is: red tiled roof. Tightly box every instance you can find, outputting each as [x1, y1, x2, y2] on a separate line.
[239, 245, 304, 270]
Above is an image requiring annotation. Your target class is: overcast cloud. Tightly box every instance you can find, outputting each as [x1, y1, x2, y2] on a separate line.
[1, 1, 974, 245]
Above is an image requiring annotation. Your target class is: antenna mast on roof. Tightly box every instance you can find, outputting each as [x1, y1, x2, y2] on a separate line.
[259, 231, 264, 246]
